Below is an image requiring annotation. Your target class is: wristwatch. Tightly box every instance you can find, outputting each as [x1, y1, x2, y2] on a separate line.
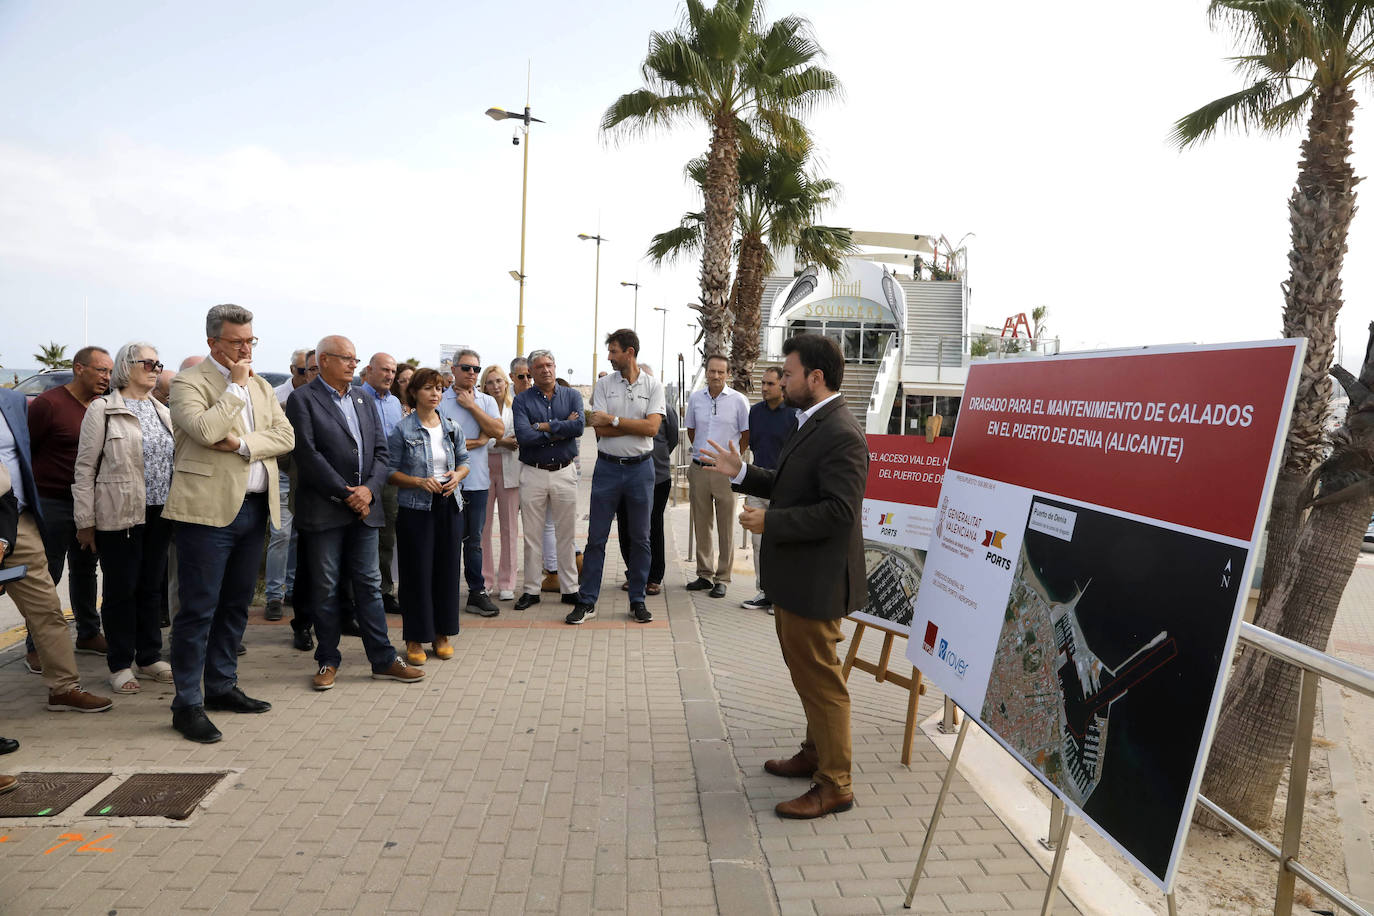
[611, 416, 620, 428]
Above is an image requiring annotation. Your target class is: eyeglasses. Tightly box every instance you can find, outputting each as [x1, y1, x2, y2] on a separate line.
[323, 353, 360, 366]
[216, 336, 259, 349]
[293, 366, 308, 375]
[514, 373, 530, 380]
[133, 359, 165, 372]
[457, 364, 481, 373]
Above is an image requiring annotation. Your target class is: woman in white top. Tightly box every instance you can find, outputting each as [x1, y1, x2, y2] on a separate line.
[480, 365, 520, 600]
[386, 368, 469, 666]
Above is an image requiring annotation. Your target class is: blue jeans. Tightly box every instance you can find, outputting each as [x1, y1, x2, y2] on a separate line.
[169, 494, 268, 709]
[304, 521, 397, 672]
[460, 488, 489, 593]
[264, 470, 295, 602]
[579, 457, 653, 604]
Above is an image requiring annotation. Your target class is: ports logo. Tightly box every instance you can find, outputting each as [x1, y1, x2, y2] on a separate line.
[922, 621, 938, 654]
[879, 513, 895, 525]
[981, 529, 1006, 548]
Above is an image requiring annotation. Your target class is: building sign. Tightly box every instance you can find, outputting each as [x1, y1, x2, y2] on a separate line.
[907, 340, 1303, 891]
[852, 434, 951, 634]
[800, 297, 889, 323]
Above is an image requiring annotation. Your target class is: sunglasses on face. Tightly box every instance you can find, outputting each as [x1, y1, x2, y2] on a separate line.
[457, 365, 480, 373]
[134, 359, 165, 372]
[293, 366, 309, 375]
[514, 373, 530, 380]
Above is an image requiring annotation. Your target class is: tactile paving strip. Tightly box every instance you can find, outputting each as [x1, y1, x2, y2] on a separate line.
[0, 772, 112, 817]
[84, 772, 228, 820]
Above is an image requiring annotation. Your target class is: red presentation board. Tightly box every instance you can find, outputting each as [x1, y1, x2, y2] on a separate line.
[908, 340, 1303, 891]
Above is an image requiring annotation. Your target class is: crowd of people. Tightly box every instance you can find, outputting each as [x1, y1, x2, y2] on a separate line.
[1, 305, 865, 822]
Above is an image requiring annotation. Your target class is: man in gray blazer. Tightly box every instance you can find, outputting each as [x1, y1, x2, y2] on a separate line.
[702, 333, 868, 819]
[285, 335, 424, 692]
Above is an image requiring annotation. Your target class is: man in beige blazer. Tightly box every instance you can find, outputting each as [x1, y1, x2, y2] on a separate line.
[164, 304, 294, 743]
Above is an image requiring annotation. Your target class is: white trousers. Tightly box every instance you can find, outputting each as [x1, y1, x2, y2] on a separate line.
[520, 463, 579, 595]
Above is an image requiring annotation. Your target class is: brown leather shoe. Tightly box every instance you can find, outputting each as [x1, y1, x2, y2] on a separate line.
[775, 783, 854, 819]
[312, 666, 337, 691]
[764, 748, 819, 779]
[0, 774, 17, 795]
[46, 686, 113, 713]
[371, 658, 425, 683]
[75, 634, 108, 655]
[541, 571, 560, 593]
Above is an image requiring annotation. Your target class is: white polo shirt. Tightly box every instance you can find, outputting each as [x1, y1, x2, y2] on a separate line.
[591, 369, 666, 458]
[684, 385, 750, 460]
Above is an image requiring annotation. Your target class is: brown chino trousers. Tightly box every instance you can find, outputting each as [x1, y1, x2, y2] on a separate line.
[1, 512, 82, 694]
[774, 606, 852, 791]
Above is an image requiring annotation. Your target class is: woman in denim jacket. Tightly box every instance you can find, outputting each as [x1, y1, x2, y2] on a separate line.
[387, 368, 469, 665]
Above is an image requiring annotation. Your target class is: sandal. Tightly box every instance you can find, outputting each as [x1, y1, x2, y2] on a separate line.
[110, 669, 141, 694]
[646, 583, 662, 595]
[135, 660, 174, 683]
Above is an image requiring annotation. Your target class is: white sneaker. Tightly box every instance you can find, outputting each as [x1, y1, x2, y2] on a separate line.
[497, 590, 515, 601]
[741, 593, 772, 611]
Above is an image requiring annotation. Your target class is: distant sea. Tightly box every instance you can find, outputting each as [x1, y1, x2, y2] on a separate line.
[1, 367, 45, 385]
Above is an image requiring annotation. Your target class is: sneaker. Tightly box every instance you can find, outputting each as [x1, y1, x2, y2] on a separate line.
[685, 577, 713, 591]
[75, 634, 108, 655]
[497, 590, 515, 601]
[24, 651, 42, 675]
[631, 602, 653, 624]
[47, 686, 113, 713]
[565, 603, 596, 625]
[741, 593, 772, 611]
[312, 665, 336, 691]
[465, 591, 500, 617]
[264, 599, 283, 621]
[372, 658, 425, 683]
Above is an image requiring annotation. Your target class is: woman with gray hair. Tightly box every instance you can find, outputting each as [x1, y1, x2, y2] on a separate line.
[72, 342, 175, 694]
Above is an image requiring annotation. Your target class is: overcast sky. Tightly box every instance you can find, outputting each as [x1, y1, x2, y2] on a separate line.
[1, 0, 1370, 381]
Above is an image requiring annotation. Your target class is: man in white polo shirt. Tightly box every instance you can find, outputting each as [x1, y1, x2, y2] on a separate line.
[568, 329, 665, 625]
[683, 353, 749, 598]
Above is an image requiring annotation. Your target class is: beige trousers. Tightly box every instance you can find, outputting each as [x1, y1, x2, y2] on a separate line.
[2, 511, 81, 693]
[774, 606, 852, 791]
[688, 463, 736, 582]
[745, 494, 769, 592]
[519, 464, 579, 596]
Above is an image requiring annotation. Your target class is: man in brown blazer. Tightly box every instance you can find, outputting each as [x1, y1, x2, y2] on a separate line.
[164, 304, 295, 743]
[702, 333, 868, 819]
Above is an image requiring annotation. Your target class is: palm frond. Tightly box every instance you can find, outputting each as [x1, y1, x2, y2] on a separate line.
[646, 216, 705, 265]
[601, 90, 697, 140]
[1170, 77, 1284, 147]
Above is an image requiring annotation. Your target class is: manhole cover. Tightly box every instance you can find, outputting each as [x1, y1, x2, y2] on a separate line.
[0, 772, 112, 817]
[85, 772, 228, 820]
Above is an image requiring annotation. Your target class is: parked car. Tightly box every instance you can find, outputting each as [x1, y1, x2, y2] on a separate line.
[1365, 513, 1374, 544]
[12, 369, 73, 402]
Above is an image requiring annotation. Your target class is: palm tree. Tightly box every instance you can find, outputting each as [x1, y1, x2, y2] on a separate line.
[603, 0, 840, 360]
[1173, 0, 1374, 828]
[647, 138, 854, 390]
[34, 342, 71, 370]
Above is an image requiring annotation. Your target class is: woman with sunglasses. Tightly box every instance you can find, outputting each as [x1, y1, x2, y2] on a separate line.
[72, 342, 175, 694]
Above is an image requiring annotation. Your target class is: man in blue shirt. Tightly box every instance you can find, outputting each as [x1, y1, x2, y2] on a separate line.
[741, 367, 798, 613]
[512, 349, 584, 609]
[360, 352, 402, 613]
[439, 349, 507, 616]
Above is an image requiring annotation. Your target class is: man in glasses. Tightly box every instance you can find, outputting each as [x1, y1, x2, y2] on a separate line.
[164, 304, 295, 743]
[440, 349, 505, 616]
[511, 356, 560, 593]
[24, 345, 115, 671]
[264, 349, 315, 623]
[286, 334, 423, 693]
[683, 354, 749, 599]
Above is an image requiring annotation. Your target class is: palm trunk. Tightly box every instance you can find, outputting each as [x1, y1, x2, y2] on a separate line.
[1199, 85, 1365, 829]
[697, 117, 741, 360]
[729, 236, 768, 392]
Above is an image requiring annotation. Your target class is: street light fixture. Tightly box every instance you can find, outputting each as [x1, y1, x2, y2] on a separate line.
[653, 305, 669, 376]
[486, 97, 546, 358]
[578, 233, 607, 378]
[620, 281, 642, 330]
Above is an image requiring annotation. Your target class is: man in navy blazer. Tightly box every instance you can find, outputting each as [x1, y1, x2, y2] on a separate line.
[0, 388, 111, 712]
[285, 335, 424, 692]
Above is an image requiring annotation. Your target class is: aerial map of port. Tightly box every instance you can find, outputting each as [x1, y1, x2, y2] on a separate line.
[976, 496, 1248, 877]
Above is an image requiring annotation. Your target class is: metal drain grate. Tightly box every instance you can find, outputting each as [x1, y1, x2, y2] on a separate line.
[0, 772, 112, 817]
[84, 772, 228, 820]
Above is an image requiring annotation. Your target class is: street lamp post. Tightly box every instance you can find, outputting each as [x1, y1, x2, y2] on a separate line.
[486, 98, 545, 358]
[578, 233, 607, 377]
[653, 305, 668, 374]
[620, 281, 641, 330]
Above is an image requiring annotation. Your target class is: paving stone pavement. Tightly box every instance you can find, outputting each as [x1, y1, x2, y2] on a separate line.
[0, 430, 1084, 914]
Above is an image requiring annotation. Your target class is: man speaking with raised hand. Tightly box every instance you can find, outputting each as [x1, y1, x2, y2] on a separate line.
[700, 333, 868, 819]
